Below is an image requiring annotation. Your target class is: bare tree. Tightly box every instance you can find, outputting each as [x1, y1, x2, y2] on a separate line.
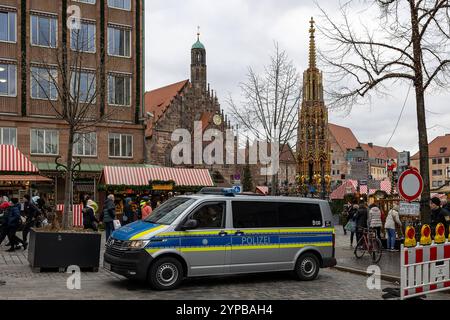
[318, 0, 450, 223]
[228, 43, 301, 195]
[29, 25, 115, 229]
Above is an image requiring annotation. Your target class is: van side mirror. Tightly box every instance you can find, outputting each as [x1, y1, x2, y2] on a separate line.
[181, 219, 199, 231]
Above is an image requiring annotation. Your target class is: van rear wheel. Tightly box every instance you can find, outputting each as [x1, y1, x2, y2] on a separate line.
[148, 257, 183, 290]
[294, 253, 320, 281]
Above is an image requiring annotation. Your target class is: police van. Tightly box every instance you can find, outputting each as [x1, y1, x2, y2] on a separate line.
[104, 189, 337, 290]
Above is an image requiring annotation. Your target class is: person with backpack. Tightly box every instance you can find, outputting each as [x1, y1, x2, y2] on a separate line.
[5, 198, 26, 252]
[22, 194, 41, 246]
[83, 200, 99, 231]
[102, 194, 116, 241]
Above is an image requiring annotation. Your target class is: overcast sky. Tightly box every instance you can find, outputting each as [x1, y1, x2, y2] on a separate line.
[144, 0, 450, 155]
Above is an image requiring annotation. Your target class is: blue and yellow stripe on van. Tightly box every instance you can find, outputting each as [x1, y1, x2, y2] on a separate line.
[145, 228, 334, 254]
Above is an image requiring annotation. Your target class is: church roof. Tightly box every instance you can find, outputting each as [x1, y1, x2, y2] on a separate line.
[144, 80, 189, 137]
[192, 40, 205, 50]
[328, 123, 359, 152]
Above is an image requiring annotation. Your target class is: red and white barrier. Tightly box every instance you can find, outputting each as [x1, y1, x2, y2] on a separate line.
[401, 242, 450, 300]
[56, 204, 84, 227]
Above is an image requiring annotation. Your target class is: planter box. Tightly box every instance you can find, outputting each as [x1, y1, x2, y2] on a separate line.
[28, 229, 101, 271]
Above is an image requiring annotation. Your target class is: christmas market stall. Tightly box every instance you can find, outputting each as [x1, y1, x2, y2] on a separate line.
[0, 144, 53, 201]
[98, 166, 215, 220]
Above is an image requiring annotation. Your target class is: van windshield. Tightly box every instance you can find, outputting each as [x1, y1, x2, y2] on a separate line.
[145, 197, 196, 225]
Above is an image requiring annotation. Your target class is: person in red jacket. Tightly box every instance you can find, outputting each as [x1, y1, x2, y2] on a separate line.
[141, 201, 153, 221]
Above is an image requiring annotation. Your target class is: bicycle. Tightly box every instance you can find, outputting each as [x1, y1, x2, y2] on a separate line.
[354, 227, 383, 263]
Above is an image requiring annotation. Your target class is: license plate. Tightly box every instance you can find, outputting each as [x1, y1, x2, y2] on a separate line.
[104, 262, 111, 271]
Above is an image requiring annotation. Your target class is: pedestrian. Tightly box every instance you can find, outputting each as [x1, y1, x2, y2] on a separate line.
[123, 197, 135, 225]
[347, 203, 358, 247]
[83, 200, 99, 231]
[355, 202, 368, 246]
[368, 204, 383, 240]
[385, 204, 403, 252]
[141, 201, 153, 221]
[6, 198, 26, 252]
[22, 194, 41, 246]
[0, 199, 11, 246]
[430, 197, 450, 238]
[102, 194, 116, 241]
[342, 201, 352, 235]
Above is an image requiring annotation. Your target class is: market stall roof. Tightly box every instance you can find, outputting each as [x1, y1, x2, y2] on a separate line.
[101, 166, 214, 187]
[0, 145, 38, 173]
[256, 186, 269, 195]
[330, 179, 393, 200]
[0, 175, 53, 182]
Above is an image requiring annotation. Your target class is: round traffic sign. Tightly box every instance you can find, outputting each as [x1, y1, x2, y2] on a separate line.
[398, 168, 423, 202]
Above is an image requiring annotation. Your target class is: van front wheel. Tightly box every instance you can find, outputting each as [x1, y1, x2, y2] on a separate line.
[148, 257, 183, 290]
[294, 253, 320, 281]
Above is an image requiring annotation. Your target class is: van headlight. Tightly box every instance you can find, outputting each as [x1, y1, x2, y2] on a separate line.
[127, 240, 150, 249]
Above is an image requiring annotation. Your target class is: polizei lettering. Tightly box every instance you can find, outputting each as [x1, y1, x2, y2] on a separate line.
[241, 236, 270, 245]
[176, 304, 210, 318]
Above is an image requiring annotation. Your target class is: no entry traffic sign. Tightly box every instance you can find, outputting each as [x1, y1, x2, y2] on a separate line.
[398, 168, 423, 202]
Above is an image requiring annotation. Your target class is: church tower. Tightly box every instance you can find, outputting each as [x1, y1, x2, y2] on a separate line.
[191, 29, 207, 92]
[297, 18, 331, 196]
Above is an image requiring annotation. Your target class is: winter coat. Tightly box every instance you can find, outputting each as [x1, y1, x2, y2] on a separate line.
[123, 198, 134, 223]
[431, 207, 450, 236]
[141, 205, 152, 221]
[83, 206, 99, 230]
[349, 205, 359, 221]
[385, 209, 402, 230]
[355, 207, 368, 229]
[24, 201, 40, 221]
[7, 204, 22, 228]
[368, 207, 383, 228]
[102, 199, 116, 223]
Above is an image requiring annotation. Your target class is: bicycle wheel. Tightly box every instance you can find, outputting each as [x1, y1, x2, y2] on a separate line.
[354, 237, 366, 259]
[371, 238, 383, 263]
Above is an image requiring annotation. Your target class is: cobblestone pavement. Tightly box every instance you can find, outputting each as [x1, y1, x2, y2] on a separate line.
[0, 236, 449, 300]
[335, 225, 400, 277]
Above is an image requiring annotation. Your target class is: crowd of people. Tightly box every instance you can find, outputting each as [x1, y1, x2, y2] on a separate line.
[343, 196, 450, 252]
[0, 195, 48, 252]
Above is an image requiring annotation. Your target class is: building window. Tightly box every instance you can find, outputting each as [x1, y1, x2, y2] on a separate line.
[74, 0, 96, 4]
[440, 147, 447, 154]
[71, 22, 96, 53]
[108, 26, 131, 57]
[332, 160, 335, 165]
[0, 11, 16, 42]
[438, 158, 443, 164]
[108, 0, 131, 10]
[74, 132, 97, 157]
[0, 64, 16, 97]
[109, 133, 132, 158]
[337, 170, 340, 175]
[432, 158, 437, 165]
[31, 67, 58, 100]
[432, 170, 443, 176]
[70, 71, 96, 103]
[0, 127, 16, 146]
[446, 158, 449, 164]
[432, 181, 438, 188]
[30, 129, 58, 155]
[31, 15, 57, 48]
[108, 74, 131, 106]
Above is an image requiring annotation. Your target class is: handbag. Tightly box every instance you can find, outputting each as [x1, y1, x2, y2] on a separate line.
[113, 219, 121, 230]
[345, 220, 356, 232]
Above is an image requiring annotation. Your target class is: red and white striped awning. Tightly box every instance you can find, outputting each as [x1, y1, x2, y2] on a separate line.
[102, 166, 214, 187]
[0, 144, 38, 173]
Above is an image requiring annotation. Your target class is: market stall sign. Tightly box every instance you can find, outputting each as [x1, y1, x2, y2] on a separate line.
[399, 201, 420, 216]
[152, 184, 174, 191]
[398, 168, 423, 202]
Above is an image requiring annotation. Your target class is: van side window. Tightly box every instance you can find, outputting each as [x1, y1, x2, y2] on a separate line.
[278, 203, 323, 227]
[232, 202, 278, 228]
[190, 202, 225, 229]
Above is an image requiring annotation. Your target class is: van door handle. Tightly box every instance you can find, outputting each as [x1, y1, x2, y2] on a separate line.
[235, 231, 244, 236]
[218, 231, 228, 236]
